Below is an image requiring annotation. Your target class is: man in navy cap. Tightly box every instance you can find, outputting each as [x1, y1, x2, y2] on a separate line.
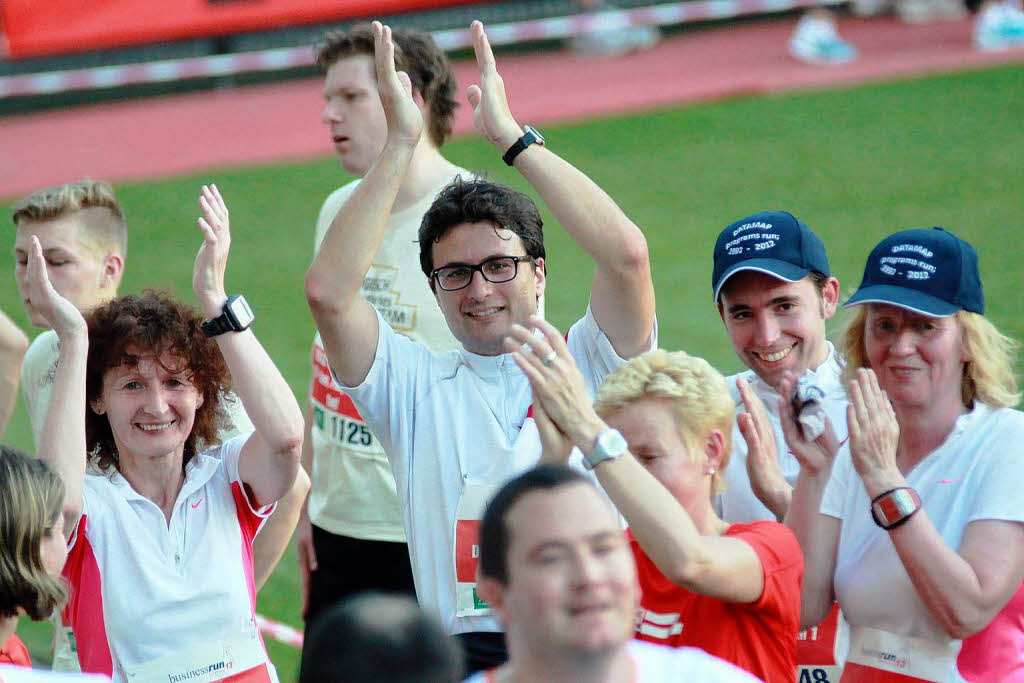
[711, 210, 850, 680]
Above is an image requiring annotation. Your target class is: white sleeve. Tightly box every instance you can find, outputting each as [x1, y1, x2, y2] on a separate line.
[335, 306, 436, 476]
[964, 409, 1024, 524]
[566, 305, 658, 397]
[220, 434, 276, 516]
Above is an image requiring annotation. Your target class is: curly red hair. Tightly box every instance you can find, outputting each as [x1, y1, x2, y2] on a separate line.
[85, 292, 233, 470]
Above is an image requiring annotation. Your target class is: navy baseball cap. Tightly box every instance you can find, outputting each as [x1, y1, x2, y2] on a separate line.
[844, 227, 984, 316]
[712, 211, 830, 302]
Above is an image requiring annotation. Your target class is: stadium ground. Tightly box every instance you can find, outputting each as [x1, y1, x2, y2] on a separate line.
[2, 13, 1024, 199]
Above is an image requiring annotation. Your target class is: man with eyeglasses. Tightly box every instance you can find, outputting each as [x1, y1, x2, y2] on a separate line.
[306, 21, 656, 673]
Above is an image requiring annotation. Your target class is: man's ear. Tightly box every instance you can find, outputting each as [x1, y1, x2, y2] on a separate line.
[533, 257, 546, 300]
[475, 575, 506, 616]
[821, 276, 840, 319]
[101, 252, 125, 290]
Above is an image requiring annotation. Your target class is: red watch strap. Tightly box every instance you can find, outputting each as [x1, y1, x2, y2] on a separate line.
[871, 487, 922, 530]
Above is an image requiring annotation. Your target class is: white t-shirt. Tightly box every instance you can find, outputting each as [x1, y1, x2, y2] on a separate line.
[21, 329, 254, 449]
[342, 306, 655, 635]
[821, 402, 1024, 681]
[0, 665, 108, 682]
[461, 639, 760, 682]
[62, 435, 278, 683]
[307, 173, 464, 541]
[719, 342, 849, 523]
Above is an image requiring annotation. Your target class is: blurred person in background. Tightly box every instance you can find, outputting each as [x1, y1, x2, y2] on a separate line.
[305, 20, 656, 672]
[786, 227, 1024, 681]
[299, 592, 463, 683]
[469, 464, 761, 683]
[506, 320, 803, 682]
[299, 24, 468, 632]
[0, 445, 67, 667]
[0, 310, 29, 437]
[28, 185, 303, 682]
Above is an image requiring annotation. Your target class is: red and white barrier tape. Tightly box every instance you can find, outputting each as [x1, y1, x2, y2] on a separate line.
[0, 0, 839, 99]
[256, 613, 304, 649]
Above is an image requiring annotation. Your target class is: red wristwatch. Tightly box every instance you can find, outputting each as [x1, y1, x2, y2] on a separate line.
[871, 487, 922, 530]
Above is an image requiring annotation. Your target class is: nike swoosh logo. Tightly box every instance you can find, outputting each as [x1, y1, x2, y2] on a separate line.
[191, 497, 204, 509]
[940, 478, 960, 484]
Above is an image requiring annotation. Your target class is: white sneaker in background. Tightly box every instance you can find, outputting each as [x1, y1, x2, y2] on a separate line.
[974, 1, 1024, 49]
[789, 15, 859, 63]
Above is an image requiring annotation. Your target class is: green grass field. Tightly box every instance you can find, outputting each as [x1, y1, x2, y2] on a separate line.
[3, 62, 1022, 679]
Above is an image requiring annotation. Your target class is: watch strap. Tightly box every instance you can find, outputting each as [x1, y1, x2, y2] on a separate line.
[583, 428, 628, 471]
[502, 126, 542, 166]
[871, 487, 922, 530]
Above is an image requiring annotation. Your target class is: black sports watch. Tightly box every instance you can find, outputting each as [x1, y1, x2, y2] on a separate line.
[502, 125, 545, 166]
[201, 294, 254, 337]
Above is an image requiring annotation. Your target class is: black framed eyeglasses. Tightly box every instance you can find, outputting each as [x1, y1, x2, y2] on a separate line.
[430, 255, 534, 292]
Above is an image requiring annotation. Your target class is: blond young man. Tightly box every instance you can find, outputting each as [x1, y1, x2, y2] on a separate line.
[12, 180, 307, 669]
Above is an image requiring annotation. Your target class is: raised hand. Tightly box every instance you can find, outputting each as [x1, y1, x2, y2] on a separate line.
[533, 399, 574, 465]
[778, 371, 840, 476]
[847, 368, 902, 494]
[193, 184, 231, 318]
[466, 21, 524, 150]
[25, 236, 86, 339]
[372, 21, 422, 148]
[504, 316, 606, 451]
[736, 377, 791, 519]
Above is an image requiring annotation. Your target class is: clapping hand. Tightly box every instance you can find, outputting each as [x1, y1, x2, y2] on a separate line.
[373, 21, 422, 149]
[737, 377, 791, 519]
[847, 368, 903, 494]
[466, 21, 524, 151]
[25, 236, 86, 339]
[193, 184, 231, 319]
[505, 316, 607, 457]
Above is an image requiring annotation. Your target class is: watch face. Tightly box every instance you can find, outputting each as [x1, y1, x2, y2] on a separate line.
[597, 429, 628, 458]
[524, 125, 545, 146]
[227, 296, 254, 328]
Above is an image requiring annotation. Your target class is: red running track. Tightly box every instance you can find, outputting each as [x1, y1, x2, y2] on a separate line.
[2, 14, 1022, 199]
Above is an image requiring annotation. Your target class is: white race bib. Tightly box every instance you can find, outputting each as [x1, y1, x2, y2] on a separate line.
[453, 482, 500, 618]
[841, 626, 958, 682]
[122, 629, 272, 683]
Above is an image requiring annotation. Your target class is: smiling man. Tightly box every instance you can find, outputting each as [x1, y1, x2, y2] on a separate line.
[469, 465, 759, 683]
[306, 22, 655, 672]
[298, 25, 468, 633]
[711, 209, 851, 680]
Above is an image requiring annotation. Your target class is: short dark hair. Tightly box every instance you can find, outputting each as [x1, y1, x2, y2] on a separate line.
[418, 177, 546, 284]
[479, 465, 589, 584]
[299, 592, 463, 683]
[85, 292, 232, 471]
[314, 25, 458, 147]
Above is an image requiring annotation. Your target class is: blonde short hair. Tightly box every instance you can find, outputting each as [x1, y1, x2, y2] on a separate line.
[0, 446, 68, 620]
[12, 180, 127, 257]
[594, 350, 735, 493]
[838, 307, 1020, 409]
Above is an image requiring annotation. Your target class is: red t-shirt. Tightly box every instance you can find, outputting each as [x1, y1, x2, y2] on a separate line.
[630, 520, 802, 683]
[0, 633, 31, 667]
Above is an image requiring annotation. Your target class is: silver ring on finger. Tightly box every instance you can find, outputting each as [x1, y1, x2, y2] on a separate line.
[541, 351, 557, 366]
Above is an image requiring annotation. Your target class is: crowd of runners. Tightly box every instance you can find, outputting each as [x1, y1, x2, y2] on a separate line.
[1, 17, 1021, 683]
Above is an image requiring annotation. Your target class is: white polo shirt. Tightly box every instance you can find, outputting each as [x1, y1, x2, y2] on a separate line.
[343, 306, 655, 635]
[61, 435, 278, 682]
[822, 402, 1024, 681]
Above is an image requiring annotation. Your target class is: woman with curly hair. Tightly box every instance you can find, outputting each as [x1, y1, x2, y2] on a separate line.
[27, 185, 303, 682]
[0, 445, 67, 666]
